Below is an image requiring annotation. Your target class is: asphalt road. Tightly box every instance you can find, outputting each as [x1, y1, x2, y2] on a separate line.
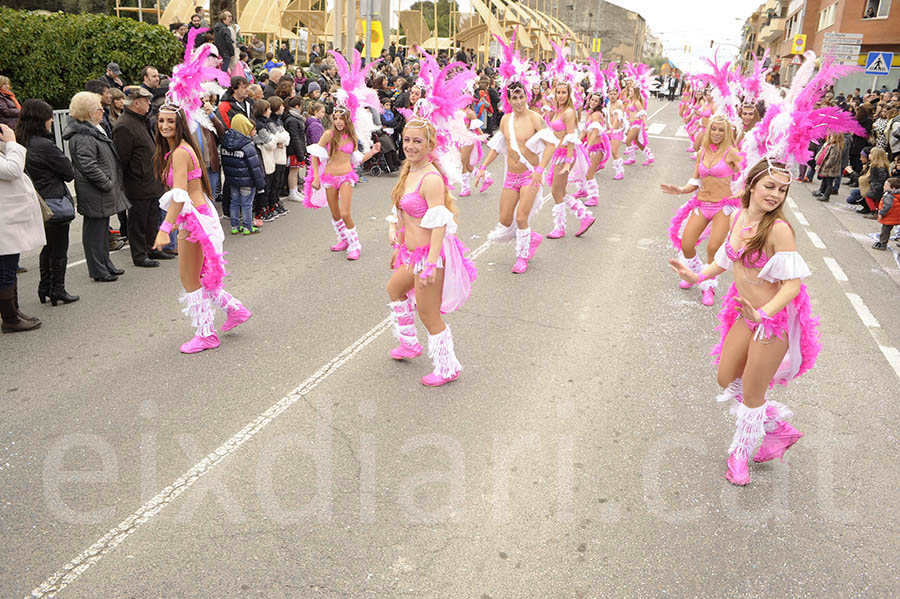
[3, 99, 899, 598]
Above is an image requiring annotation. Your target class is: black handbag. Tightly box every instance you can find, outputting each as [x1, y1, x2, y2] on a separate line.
[44, 194, 75, 223]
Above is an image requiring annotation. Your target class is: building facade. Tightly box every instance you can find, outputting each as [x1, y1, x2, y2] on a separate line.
[520, 0, 647, 63]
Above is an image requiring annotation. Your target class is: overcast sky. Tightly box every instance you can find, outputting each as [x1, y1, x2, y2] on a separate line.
[336, 0, 765, 71]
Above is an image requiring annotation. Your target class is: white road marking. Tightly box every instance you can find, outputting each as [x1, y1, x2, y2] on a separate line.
[675, 125, 688, 138]
[806, 230, 826, 249]
[28, 195, 552, 599]
[786, 197, 798, 211]
[645, 102, 668, 122]
[823, 257, 848, 282]
[646, 122, 666, 135]
[793, 211, 809, 226]
[846, 292, 880, 328]
[66, 259, 86, 270]
[648, 135, 688, 142]
[878, 345, 900, 380]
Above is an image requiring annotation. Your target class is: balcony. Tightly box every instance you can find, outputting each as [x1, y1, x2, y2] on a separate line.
[759, 16, 786, 42]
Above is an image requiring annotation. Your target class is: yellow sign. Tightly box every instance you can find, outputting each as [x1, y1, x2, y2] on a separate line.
[791, 34, 807, 54]
[367, 21, 384, 58]
[592, 37, 602, 53]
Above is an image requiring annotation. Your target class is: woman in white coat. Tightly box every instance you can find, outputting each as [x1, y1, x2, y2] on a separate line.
[0, 123, 46, 332]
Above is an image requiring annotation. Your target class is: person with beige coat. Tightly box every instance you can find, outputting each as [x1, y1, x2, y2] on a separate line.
[0, 122, 46, 332]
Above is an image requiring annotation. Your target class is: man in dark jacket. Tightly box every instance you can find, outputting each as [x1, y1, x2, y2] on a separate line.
[283, 96, 307, 201]
[217, 76, 253, 128]
[214, 11, 235, 73]
[113, 86, 171, 267]
[100, 63, 125, 91]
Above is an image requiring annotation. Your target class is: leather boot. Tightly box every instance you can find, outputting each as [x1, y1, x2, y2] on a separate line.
[49, 257, 79, 305]
[0, 285, 41, 333]
[38, 251, 51, 304]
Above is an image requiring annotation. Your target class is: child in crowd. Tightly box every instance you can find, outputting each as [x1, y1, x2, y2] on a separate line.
[846, 147, 871, 210]
[221, 114, 266, 235]
[284, 96, 307, 202]
[863, 148, 891, 219]
[264, 52, 285, 72]
[266, 96, 291, 217]
[873, 177, 900, 250]
[252, 99, 277, 222]
[814, 132, 844, 202]
[306, 101, 325, 146]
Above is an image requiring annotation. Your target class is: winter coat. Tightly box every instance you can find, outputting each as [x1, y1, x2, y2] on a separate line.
[24, 133, 75, 201]
[217, 89, 253, 129]
[878, 190, 900, 226]
[268, 115, 290, 166]
[817, 143, 842, 178]
[888, 116, 900, 154]
[306, 116, 324, 145]
[253, 116, 277, 175]
[283, 109, 307, 161]
[112, 108, 166, 202]
[62, 118, 130, 219]
[220, 129, 266, 191]
[0, 140, 46, 255]
[867, 166, 889, 200]
[195, 113, 224, 173]
[0, 91, 20, 129]
[213, 21, 234, 60]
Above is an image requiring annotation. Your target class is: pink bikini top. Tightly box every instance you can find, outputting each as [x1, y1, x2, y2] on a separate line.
[724, 208, 784, 269]
[165, 146, 203, 188]
[399, 171, 440, 218]
[698, 147, 734, 180]
[337, 135, 354, 154]
[548, 117, 565, 131]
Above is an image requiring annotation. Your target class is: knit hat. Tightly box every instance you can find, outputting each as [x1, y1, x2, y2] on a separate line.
[307, 81, 321, 93]
[231, 113, 254, 136]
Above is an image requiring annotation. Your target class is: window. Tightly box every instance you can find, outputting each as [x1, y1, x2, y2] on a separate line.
[818, 2, 837, 29]
[863, 0, 892, 18]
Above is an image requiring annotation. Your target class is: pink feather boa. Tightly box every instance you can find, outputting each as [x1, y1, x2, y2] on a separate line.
[712, 282, 821, 387]
[176, 203, 228, 294]
[667, 196, 740, 251]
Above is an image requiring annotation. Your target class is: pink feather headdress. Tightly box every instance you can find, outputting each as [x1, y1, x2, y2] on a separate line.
[403, 56, 480, 189]
[693, 52, 741, 127]
[585, 55, 607, 97]
[546, 37, 585, 108]
[164, 27, 231, 131]
[603, 61, 621, 95]
[328, 49, 382, 152]
[736, 52, 865, 192]
[494, 28, 539, 112]
[739, 50, 774, 107]
[623, 62, 654, 103]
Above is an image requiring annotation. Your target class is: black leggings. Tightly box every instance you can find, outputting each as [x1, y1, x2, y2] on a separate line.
[0, 253, 19, 289]
[41, 221, 71, 261]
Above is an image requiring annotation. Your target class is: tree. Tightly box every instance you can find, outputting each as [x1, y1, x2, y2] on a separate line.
[408, 0, 458, 39]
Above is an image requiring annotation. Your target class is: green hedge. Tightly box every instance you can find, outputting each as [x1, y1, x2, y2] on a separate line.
[0, 8, 183, 108]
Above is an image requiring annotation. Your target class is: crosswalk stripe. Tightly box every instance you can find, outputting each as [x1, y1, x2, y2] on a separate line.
[646, 122, 666, 135]
[675, 125, 688, 138]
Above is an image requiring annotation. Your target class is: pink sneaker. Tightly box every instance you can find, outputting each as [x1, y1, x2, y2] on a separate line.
[575, 215, 595, 237]
[753, 422, 804, 463]
[546, 225, 566, 239]
[222, 305, 252, 332]
[330, 240, 349, 252]
[180, 333, 220, 354]
[584, 196, 598, 207]
[725, 451, 750, 486]
[613, 171, 624, 180]
[573, 188, 588, 199]
[642, 157, 654, 166]
[701, 288, 715, 306]
[421, 370, 461, 387]
[459, 187, 471, 197]
[390, 342, 423, 360]
[346, 248, 360, 261]
[479, 175, 494, 193]
[623, 157, 636, 165]
[511, 257, 529, 273]
[528, 231, 543, 258]
[679, 280, 694, 289]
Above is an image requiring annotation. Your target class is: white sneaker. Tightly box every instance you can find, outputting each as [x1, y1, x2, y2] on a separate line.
[286, 191, 303, 203]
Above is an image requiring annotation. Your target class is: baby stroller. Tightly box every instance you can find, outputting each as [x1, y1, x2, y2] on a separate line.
[363, 133, 390, 177]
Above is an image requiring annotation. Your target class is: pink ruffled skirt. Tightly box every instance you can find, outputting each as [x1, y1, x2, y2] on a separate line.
[394, 235, 478, 314]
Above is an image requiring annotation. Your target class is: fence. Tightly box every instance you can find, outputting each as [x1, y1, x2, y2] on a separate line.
[52, 109, 71, 159]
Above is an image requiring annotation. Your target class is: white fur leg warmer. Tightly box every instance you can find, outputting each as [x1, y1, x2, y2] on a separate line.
[346, 227, 361, 252]
[389, 299, 419, 347]
[716, 378, 743, 404]
[427, 325, 462, 379]
[515, 227, 531, 259]
[551, 202, 567, 231]
[207, 289, 241, 312]
[180, 288, 215, 338]
[488, 221, 516, 242]
[728, 402, 767, 457]
[565, 195, 592, 220]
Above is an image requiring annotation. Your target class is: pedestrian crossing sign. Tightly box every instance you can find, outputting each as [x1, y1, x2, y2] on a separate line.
[865, 52, 893, 75]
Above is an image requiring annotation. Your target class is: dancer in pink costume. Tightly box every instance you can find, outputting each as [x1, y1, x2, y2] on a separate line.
[384, 60, 477, 387]
[541, 40, 595, 240]
[304, 50, 381, 261]
[458, 102, 493, 197]
[575, 58, 612, 207]
[152, 29, 251, 354]
[604, 63, 627, 181]
[660, 116, 742, 306]
[474, 31, 557, 274]
[621, 63, 655, 167]
[669, 52, 863, 486]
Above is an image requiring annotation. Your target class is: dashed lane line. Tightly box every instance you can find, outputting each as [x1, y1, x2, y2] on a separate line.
[823, 256, 848, 282]
[806, 230, 826, 249]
